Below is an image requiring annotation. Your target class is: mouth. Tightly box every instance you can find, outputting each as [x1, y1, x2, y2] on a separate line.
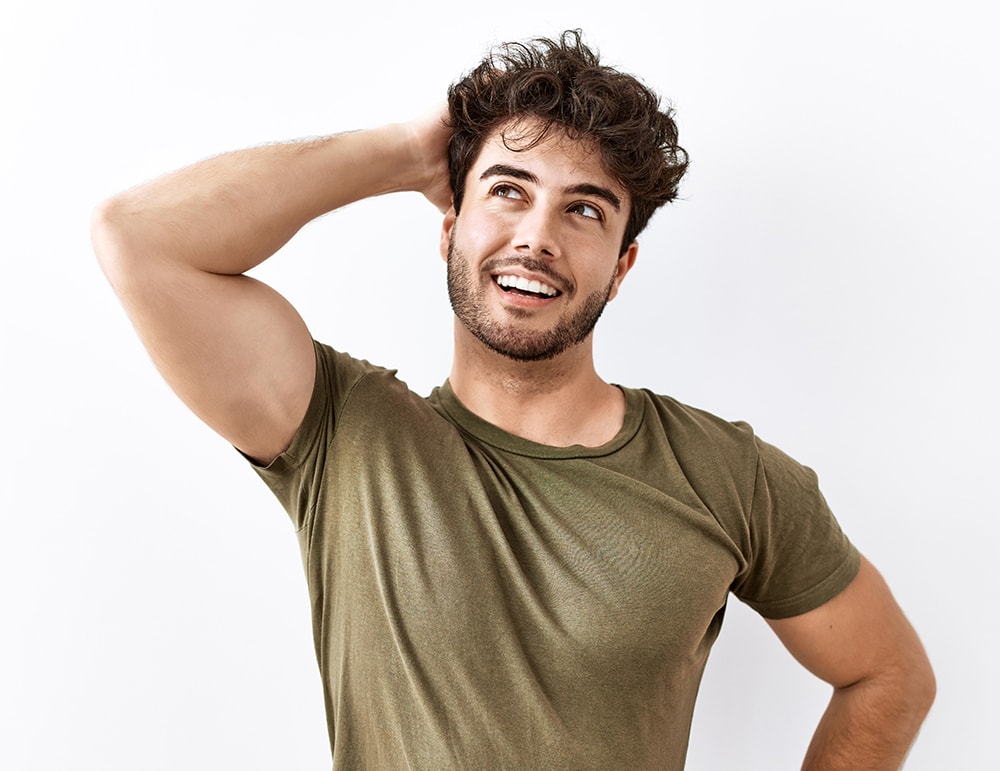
[493, 273, 561, 299]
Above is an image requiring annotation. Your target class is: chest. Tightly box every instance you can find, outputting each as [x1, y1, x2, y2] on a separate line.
[314, 424, 743, 682]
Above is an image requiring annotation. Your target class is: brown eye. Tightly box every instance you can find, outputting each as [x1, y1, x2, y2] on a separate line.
[569, 202, 602, 221]
[492, 183, 524, 200]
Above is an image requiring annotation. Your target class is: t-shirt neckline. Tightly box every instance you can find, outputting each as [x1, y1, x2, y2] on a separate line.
[431, 380, 645, 459]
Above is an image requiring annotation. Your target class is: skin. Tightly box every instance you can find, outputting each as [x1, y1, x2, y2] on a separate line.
[768, 557, 935, 769]
[446, 233, 619, 364]
[440, 125, 638, 446]
[92, 103, 934, 768]
[91, 112, 451, 465]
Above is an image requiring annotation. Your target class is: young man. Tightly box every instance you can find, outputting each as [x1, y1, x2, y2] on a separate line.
[92, 31, 934, 770]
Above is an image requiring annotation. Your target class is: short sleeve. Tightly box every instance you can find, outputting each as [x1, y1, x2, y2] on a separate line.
[243, 340, 385, 531]
[732, 437, 860, 619]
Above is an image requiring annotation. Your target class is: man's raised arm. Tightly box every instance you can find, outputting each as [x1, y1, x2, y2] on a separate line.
[91, 111, 452, 465]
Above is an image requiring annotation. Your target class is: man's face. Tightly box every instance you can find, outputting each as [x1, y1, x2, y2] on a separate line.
[440, 121, 638, 362]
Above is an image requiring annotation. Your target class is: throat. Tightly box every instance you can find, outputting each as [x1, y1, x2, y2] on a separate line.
[489, 382, 626, 447]
[449, 342, 624, 447]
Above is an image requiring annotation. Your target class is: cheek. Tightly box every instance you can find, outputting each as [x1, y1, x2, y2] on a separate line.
[455, 211, 508, 254]
[583, 252, 627, 293]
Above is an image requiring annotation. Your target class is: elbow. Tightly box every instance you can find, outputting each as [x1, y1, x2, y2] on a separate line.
[91, 195, 138, 290]
[883, 640, 936, 730]
[91, 196, 121, 272]
[910, 649, 936, 721]
[850, 638, 937, 731]
[901, 623, 937, 720]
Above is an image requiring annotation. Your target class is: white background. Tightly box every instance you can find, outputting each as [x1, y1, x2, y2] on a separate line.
[2, 0, 996, 768]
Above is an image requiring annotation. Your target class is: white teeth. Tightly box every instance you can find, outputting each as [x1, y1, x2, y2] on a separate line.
[496, 274, 558, 297]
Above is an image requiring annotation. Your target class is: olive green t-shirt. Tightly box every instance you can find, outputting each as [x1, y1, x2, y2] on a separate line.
[252, 342, 859, 770]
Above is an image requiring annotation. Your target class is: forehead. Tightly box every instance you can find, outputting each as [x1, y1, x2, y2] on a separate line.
[472, 119, 627, 198]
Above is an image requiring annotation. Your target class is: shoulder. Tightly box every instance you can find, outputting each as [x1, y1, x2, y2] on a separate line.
[311, 340, 450, 438]
[310, 340, 417, 413]
[257, 341, 415, 471]
[632, 387, 760, 463]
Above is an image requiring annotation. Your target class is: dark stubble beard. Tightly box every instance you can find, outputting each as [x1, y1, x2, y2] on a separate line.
[446, 235, 617, 362]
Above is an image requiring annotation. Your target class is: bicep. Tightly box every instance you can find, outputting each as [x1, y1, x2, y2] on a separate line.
[105, 255, 316, 466]
[765, 555, 930, 689]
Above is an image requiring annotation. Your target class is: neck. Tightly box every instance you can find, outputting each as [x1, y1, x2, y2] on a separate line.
[448, 323, 625, 447]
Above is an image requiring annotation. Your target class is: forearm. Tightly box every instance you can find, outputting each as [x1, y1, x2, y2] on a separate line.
[93, 123, 429, 281]
[802, 673, 934, 770]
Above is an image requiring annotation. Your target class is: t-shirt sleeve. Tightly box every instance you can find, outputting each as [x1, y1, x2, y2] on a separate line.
[243, 340, 379, 531]
[731, 437, 860, 619]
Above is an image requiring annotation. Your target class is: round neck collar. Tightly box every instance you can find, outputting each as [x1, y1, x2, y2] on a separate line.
[431, 380, 644, 459]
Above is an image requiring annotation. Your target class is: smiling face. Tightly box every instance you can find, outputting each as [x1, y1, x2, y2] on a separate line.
[441, 121, 638, 362]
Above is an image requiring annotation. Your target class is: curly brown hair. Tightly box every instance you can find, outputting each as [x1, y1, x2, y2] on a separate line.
[447, 29, 688, 254]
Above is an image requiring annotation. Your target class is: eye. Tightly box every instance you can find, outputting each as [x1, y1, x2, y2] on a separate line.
[491, 183, 525, 200]
[569, 201, 603, 221]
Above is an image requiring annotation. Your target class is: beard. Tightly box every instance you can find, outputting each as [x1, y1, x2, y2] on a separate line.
[446, 235, 617, 362]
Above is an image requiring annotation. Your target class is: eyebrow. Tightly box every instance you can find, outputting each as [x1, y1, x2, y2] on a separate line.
[479, 163, 622, 212]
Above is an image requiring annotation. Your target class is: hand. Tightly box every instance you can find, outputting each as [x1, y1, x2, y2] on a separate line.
[405, 104, 453, 214]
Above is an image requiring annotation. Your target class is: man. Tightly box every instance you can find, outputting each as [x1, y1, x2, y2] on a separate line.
[92, 30, 934, 770]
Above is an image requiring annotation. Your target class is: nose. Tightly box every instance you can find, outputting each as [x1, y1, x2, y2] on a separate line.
[511, 204, 560, 258]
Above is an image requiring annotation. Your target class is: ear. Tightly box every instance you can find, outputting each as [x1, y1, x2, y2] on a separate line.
[439, 206, 457, 263]
[607, 241, 639, 301]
